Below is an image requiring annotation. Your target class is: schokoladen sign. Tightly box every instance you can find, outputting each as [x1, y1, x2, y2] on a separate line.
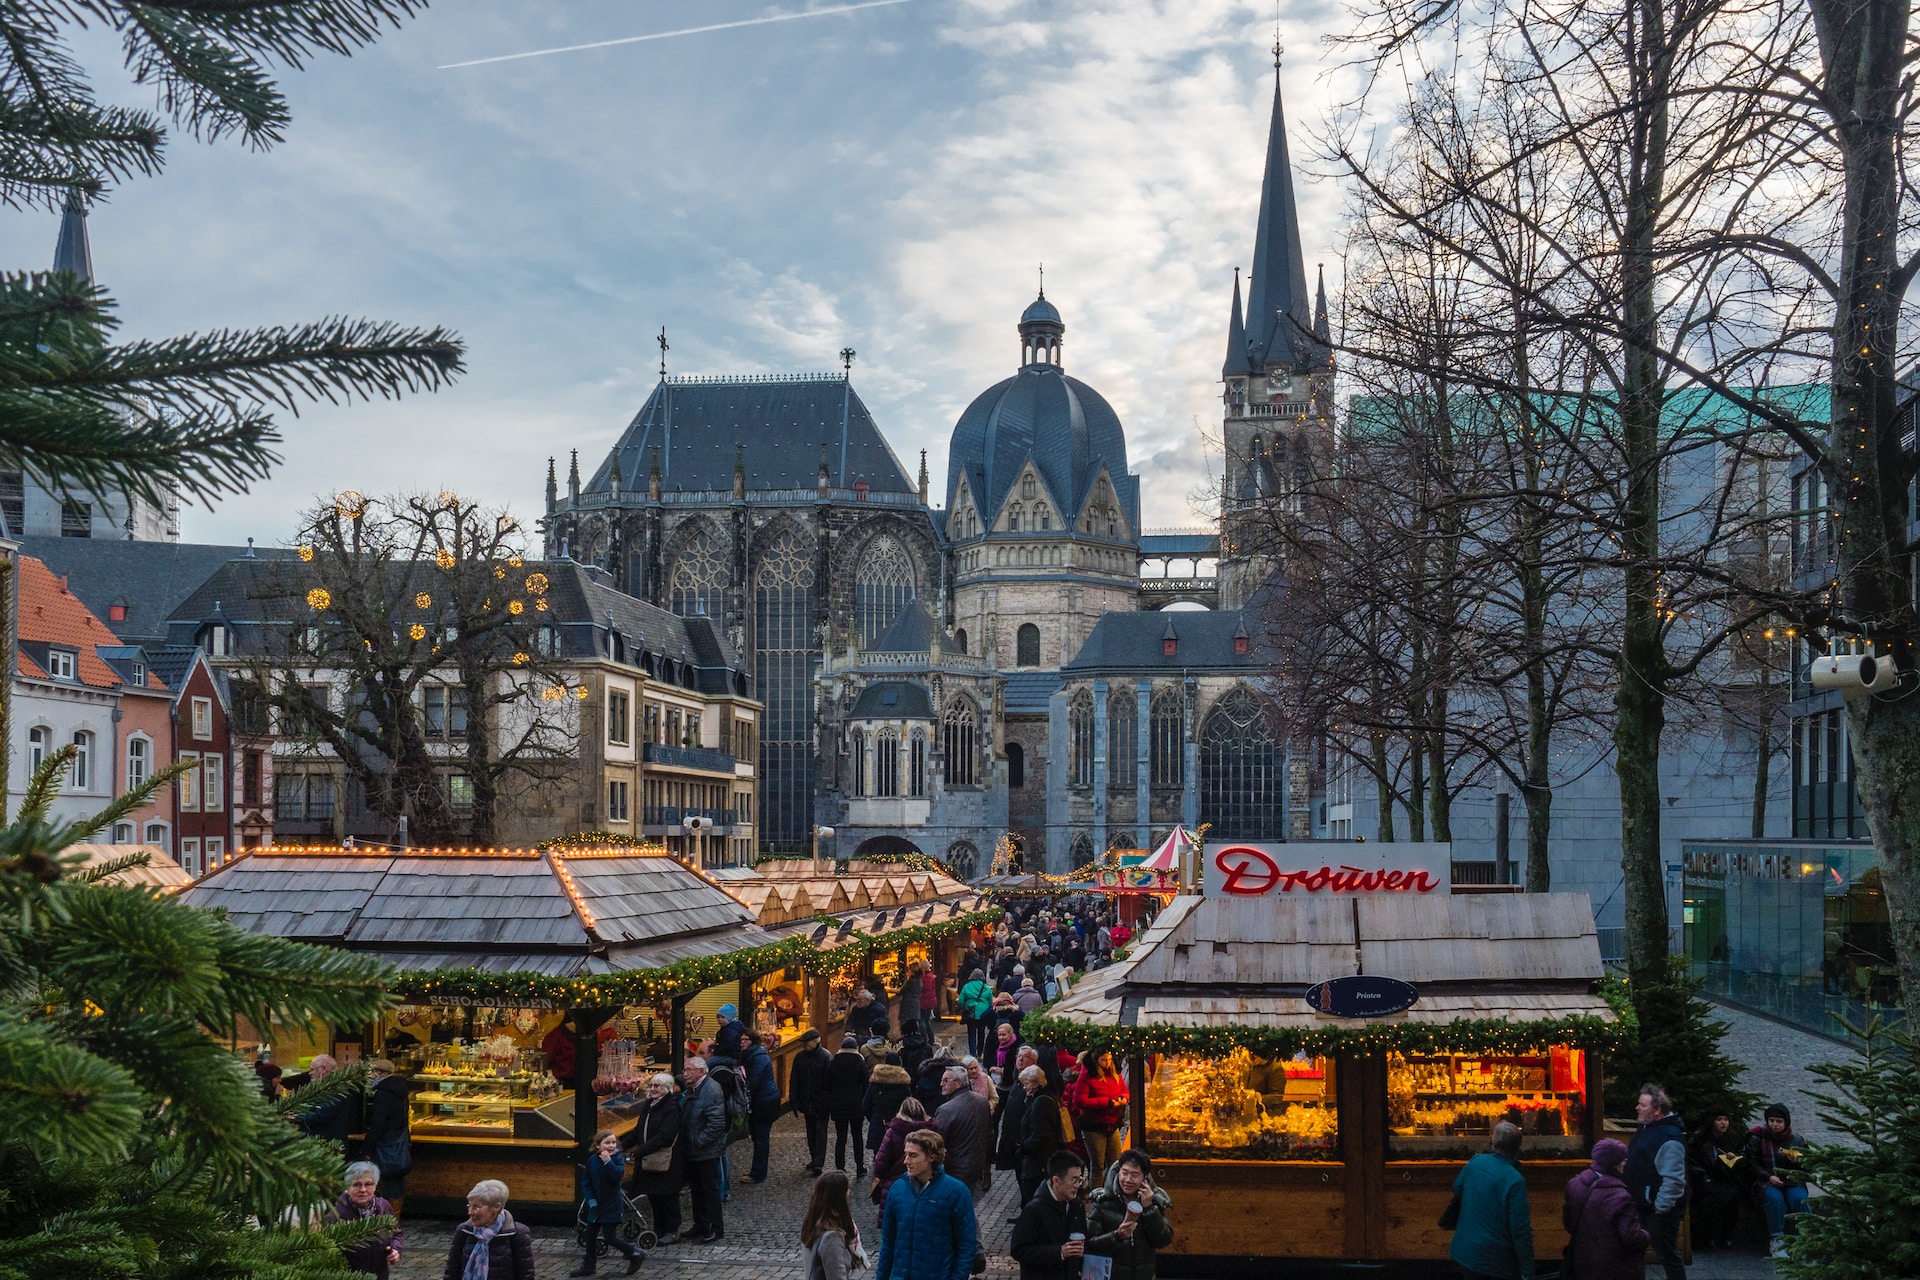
[1201, 842, 1453, 898]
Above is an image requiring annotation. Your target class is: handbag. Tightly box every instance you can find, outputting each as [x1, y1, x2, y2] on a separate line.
[1437, 1187, 1462, 1231]
[641, 1147, 672, 1173]
[1056, 1099, 1077, 1145]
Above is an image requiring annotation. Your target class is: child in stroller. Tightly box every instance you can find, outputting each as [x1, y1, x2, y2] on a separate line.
[572, 1129, 654, 1275]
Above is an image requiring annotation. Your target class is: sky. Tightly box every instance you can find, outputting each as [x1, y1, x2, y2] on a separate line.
[4, 0, 1353, 549]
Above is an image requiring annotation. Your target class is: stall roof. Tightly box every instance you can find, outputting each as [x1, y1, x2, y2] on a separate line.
[1045, 893, 1614, 1032]
[179, 848, 774, 973]
[67, 843, 194, 891]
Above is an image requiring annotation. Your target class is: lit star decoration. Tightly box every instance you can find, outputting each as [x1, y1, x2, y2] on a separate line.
[306, 588, 331, 610]
[298, 546, 315, 562]
[410, 624, 427, 641]
[434, 549, 456, 570]
[509, 600, 524, 615]
[508, 554, 524, 568]
[335, 490, 365, 519]
[536, 599, 549, 612]
[574, 687, 588, 699]
[513, 652, 530, 665]
[525, 573, 549, 596]
[415, 592, 432, 609]
[541, 685, 565, 702]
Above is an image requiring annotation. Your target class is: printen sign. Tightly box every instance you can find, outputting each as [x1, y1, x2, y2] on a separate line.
[1303, 975, 1421, 1019]
[1201, 841, 1453, 898]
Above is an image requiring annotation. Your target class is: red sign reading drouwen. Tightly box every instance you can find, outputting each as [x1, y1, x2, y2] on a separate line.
[1210, 844, 1441, 896]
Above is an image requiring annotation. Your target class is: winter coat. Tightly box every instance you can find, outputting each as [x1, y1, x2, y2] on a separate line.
[1625, 1113, 1689, 1214]
[959, 979, 995, 1022]
[898, 976, 924, 1025]
[1068, 1071, 1129, 1132]
[1688, 1125, 1751, 1193]
[742, 1042, 782, 1109]
[1014, 988, 1045, 1014]
[715, 1017, 749, 1059]
[827, 1048, 872, 1120]
[1448, 1151, 1534, 1280]
[621, 1092, 686, 1196]
[900, 1033, 932, 1079]
[994, 1084, 1029, 1170]
[327, 1192, 403, 1280]
[915, 1057, 954, 1114]
[580, 1151, 629, 1224]
[921, 969, 939, 1014]
[363, 1075, 411, 1178]
[682, 1075, 729, 1162]
[864, 1063, 916, 1145]
[298, 1089, 356, 1145]
[1746, 1124, 1807, 1193]
[441, 1210, 535, 1280]
[1563, 1168, 1649, 1280]
[861, 1036, 895, 1069]
[873, 1115, 922, 1212]
[1018, 1092, 1066, 1182]
[791, 1043, 834, 1117]
[876, 1168, 977, 1280]
[847, 999, 880, 1042]
[807, 1227, 861, 1280]
[933, 1087, 994, 1189]
[1086, 1166, 1174, 1280]
[1009, 1185, 1089, 1280]
[990, 1035, 1026, 1083]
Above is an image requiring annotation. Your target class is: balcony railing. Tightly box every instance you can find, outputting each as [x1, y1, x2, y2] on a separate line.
[644, 806, 739, 828]
[643, 742, 737, 772]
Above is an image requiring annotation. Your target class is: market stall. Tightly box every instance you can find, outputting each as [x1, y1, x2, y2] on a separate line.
[1025, 887, 1622, 1273]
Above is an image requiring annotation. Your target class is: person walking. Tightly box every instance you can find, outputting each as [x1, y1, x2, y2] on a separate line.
[1066, 1051, 1129, 1180]
[363, 1059, 412, 1217]
[864, 1059, 914, 1166]
[920, 964, 939, 1043]
[1009, 1150, 1089, 1280]
[572, 1129, 644, 1276]
[874, 1129, 977, 1280]
[741, 1030, 783, 1183]
[1563, 1138, 1648, 1280]
[1445, 1121, 1534, 1280]
[915, 1046, 956, 1115]
[802, 1171, 866, 1280]
[994, 1051, 1037, 1199]
[442, 1180, 536, 1280]
[1626, 1084, 1689, 1280]
[960, 969, 995, 1059]
[624, 1072, 686, 1245]
[792, 1028, 835, 1176]
[990, 1023, 1025, 1088]
[828, 1034, 874, 1177]
[871, 1098, 931, 1223]
[933, 1064, 994, 1197]
[962, 1057, 997, 1108]
[1747, 1103, 1809, 1259]
[327, 1161, 404, 1280]
[897, 965, 925, 1045]
[1016, 1065, 1066, 1210]
[1687, 1109, 1749, 1250]
[681, 1057, 730, 1244]
[1085, 1149, 1173, 1280]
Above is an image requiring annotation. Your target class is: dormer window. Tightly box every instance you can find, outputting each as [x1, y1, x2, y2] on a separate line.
[1234, 635, 1250, 656]
[130, 661, 146, 683]
[1163, 637, 1178, 656]
[46, 648, 77, 680]
[207, 625, 229, 656]
[108, 603, 127, 622]
[855, 481, 870, 501]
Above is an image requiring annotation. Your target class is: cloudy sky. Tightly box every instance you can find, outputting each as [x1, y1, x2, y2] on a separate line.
[9, 0, 1353, 547]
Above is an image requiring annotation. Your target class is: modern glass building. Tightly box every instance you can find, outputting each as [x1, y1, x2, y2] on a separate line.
[1681, 838, 1902, 1041]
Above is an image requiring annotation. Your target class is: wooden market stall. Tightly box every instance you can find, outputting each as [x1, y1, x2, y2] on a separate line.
[1025, 892, 1622, 1275]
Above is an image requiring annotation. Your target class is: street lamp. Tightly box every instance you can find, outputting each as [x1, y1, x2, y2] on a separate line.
[813, 824, 835, 874]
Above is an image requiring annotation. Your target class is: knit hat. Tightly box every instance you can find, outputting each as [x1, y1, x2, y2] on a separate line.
[1764, 1103, 1792, 1125]
[842, 1034, 860, 1049]
[1591, 1138, 1629, 1171]
[718, 1003, 738, 1020]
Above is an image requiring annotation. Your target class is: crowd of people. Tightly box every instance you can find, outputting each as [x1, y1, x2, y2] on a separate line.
[1444, 1083, 1812, 1280]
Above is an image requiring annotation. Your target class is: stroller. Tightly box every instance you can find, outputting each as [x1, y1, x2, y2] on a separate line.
[574, 1172, 658, 1258]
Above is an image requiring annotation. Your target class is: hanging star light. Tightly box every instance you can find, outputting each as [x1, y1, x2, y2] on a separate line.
[526, 573, 550, 596]
[307, 588, 331, 609]
[410, 624, 428, 640]
[434, 548, 456, 569]
[509, 600, 525, 615]
[298, 546, 316, 562]
[415, 592, 432, 609]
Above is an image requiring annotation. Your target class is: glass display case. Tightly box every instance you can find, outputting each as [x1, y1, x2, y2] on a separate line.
[828, 968, 856, 1023]
[751, 967, 809, 1036]
[409, 1075, 575, 1140]
[1144, 1048, 1339, 1161]
[870, 950, 903, 996]
[1386, 1048, 1588, 1159]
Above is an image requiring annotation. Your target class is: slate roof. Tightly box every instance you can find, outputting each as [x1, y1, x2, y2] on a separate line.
[850, 680, 934, 719]
[179, 850, 773, 974]
[14, 555, 160, 690]
[1240, 75, 1321, 375]
[585, 375, 916, 496]
[1063, 609, 1265, 673]
[1002, 670, 1063, 715]
[21, 538, 295, 649]
[869, 599, 940, 654]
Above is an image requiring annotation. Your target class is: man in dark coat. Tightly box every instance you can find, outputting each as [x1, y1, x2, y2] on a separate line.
[827, 1034, 873, 1176]
[789, 1029, 834, 1175]
[933, 1064, 994, 1196]
[1016, 1065, 1066, 1209]
[680, 1057, 729, 1243]
[740, 1032, 783, 1182]
[363, 1059, 411, 1211]
[1625, 1085, 1689, 1280]
[1009, 1150, 1089, 1280]
[293, 1054, 355, 1146]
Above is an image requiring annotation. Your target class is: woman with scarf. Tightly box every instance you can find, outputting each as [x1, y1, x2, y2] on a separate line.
[1688, 1108, 1750, 1249]
[328, 1161, 404, 1279]
[442, 1180, 536, 1280]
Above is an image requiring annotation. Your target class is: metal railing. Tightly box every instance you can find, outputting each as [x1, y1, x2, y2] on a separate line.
[642, 742, 737, 772]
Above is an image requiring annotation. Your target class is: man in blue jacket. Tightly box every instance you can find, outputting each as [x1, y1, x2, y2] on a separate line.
[739, 1030, 783, 1182]
[1625, 1084, 1689, 1280]
[1447, 1121, 1534, 1280]
[877, 1129, 978, 1280]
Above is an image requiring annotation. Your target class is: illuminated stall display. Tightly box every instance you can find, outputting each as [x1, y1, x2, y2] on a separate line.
[1145, 1049, 1338, 1160]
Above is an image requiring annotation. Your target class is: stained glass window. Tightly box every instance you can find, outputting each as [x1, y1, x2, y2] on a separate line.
[943, 697, 977, 787]
[1201, 686, 1286, 840]
[1109, 687, 1138, 789]
[876, 729, 900, 798]
[854, 534, 915, 646]
[668, 526, 730, 621]
[1017, 623, 1041, 667]
[754, 530, 816, 849]
[1150, 686, 1184, 788]
[1069, 688, 1095, 788]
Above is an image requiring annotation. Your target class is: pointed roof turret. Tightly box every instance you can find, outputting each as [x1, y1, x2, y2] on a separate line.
[53, 191, 93, 282]
[1313, 263, 1331, 346]
[1244, 64, 1315, 373]
[1223, 267, 1251, 377]
[545, 456, 558, 512]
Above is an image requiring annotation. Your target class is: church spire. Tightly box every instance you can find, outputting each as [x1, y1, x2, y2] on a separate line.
[1313, 262, 1330, 345]
[53, 190, 93, 282]
[1244, 62, 1314, 373]
[1223, 266, 1251, 377]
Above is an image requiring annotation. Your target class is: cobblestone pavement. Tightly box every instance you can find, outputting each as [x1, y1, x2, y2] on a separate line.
[1712, 1000, 1859, 1147]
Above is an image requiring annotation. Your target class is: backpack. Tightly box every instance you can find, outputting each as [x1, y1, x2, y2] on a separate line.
[711, 1063, 750, 1144]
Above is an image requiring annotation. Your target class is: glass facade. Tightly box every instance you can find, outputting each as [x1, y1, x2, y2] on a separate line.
[754, 531, 817, 850]
[1682, 839, 1903, 1039]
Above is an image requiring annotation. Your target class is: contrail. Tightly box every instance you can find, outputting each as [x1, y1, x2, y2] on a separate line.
[439, 0, 919, 69]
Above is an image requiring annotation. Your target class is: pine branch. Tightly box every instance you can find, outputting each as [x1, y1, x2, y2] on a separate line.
[64, 758, 194, 842]
[0, 1020, 147, 1160]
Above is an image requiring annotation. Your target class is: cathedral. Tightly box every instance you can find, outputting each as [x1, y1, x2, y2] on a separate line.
[543, 61, 1334, 874]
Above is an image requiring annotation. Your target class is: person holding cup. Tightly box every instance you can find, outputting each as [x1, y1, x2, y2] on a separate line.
[1086, 1150, 1173, 1280]
[1010, 1150, 1090, 1280]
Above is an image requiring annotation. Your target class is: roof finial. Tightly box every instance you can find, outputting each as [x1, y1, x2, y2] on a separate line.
[1038, 262, 1045, 300]
[657, 326, 669, 378]
[1273, 0, 1283, 69]
[840, 346, 857, 374]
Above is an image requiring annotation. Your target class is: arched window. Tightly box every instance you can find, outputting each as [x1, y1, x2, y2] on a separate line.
[1150, 686, 1184, 788]
[1008, 504, 1022, 532]
[910, 729, 928, 797]
[1022, 475, 1037, 499]
[855, 534, 916, 646]
[70, 730, 92, 790]
[754, 529, 818, 848]
[144, 820, 168, 845]
[667, 525, 730, 621]
[953, 628, 968, 654]
[1200, 686, 1286, 840]
[943, 698, 977, 787]
[1037, 504, 1050, 531]
[126, 736, 150, 791]
[1068, 689, 1094, 788]
[849, 729, 868, 797]
[1109, 688, 1137, 789]
[1007, 741, 1025, 789]
[27, 725, 49, 774]
[1017, 623, 1041, 667]
[876, 729, 900, 798]
[946, 841, 979, 880]
[1069, 831, 1094, 868]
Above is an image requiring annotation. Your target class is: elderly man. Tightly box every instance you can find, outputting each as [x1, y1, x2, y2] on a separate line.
[294, 1053, 355, 1145]
[1448, 1121, 1534, 1280]
[934, 1064, 993, 1196]
[1626, 1084, 1689, 1280]
[681, 1057, 729, 1245]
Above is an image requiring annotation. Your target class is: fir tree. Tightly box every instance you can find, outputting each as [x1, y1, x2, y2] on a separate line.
[1602, 959, 1759, 1123]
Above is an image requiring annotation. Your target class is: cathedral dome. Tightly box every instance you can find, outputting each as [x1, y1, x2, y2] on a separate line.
[945, 294, 1139, 535]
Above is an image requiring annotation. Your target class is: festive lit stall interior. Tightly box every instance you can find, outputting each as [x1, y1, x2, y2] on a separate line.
[1026, 893, 1620, 1271]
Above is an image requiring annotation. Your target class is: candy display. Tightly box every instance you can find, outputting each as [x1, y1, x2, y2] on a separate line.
[1386, 1048, 1587, 1158]
[1145, 1047, 1339, 1161]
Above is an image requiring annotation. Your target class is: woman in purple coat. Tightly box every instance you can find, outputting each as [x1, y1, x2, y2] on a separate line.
[1563, 1138, 1650, 1280]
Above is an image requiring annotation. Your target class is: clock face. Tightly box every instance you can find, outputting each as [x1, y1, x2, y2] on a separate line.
[1266, 372, 1291, 395]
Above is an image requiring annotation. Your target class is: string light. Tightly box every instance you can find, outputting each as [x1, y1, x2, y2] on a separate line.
[306, 588, 331, 609]
[434, 549, 457, 570]
[415, 593, 432, 609]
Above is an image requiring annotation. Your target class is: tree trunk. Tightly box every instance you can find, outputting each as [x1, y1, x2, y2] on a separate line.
[1525, 782, 1553, 894]
[1373, 737, 1398, 842]
[1406, 736, 1427, 842]
[1751, 659, 1773, 840]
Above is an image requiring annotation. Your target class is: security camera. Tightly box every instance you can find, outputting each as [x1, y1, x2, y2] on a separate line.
[682, 815, 712, 832]
[1810, 649, 1900, 698]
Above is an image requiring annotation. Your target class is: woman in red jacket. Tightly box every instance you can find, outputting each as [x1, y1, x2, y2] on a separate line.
[1067, 1050, 1130, 1178]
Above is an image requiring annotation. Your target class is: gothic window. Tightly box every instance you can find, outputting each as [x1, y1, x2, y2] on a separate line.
[1022, 475, 1037, 499]
[946, 841, 979, 879]
[855, 534, 916, 646]
[668, 527, 730, 621]
[1150, 686, 1184, 788]
[943, 697, 977, 787]
[953, 628, 968, 654]
[754, 529, 817, 848]
[910, 729, 928, 797]
[1007, 504, 1022, 532]
[1007, 741, 1025, 788]
[849, 729, 867, 797]
[876, 729, 900, 798]
[1017, 623, 1041, 667]
[1109, 687, 1138, 789]
[1069, 831, 1094, 868]
[1069, 688, 1094, 788]
[1037, 504, 1050, 530]
[1200, 686, 1286, 840]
